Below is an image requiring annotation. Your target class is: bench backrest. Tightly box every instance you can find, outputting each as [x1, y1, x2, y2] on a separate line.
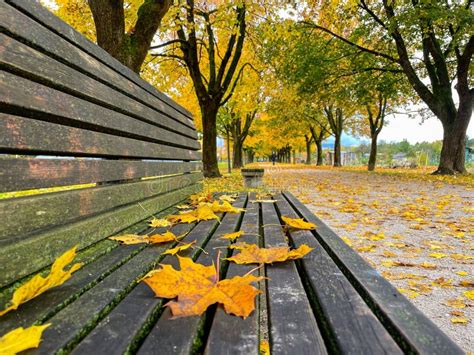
[0, 0, 202, 288]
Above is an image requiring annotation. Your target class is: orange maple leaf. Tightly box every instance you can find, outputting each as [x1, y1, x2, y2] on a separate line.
[142, 256, 263, 318]
[226, 243, 313, 264]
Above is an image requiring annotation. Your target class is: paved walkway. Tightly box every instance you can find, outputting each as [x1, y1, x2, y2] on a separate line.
[264, 165, 473, 351]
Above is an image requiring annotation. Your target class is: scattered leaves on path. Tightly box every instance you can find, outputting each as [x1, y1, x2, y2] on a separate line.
[226, 244, 313, 264]
[0, 324, 50, 354]
[0, 247, 82, 316]
[281, 216, 316, 230]
[142, 256, 263, 318]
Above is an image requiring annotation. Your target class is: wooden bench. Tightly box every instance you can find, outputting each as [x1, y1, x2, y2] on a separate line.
[0, 1, 463, 354]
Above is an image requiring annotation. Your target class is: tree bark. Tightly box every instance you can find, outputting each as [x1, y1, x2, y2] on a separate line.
[315, 139, 323, 165]
[201, 103, 220, 177]
[88, 0, 172, 73]
[305, 134, 312, 164]
[333, 134, 341, 167]
[232, 139, 243, 169]
[368, 134, 378, 171]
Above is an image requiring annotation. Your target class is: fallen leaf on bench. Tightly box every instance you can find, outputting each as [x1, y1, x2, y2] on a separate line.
[142, 256, 263, 318]
[190, 192, 212, 206]
[260, 340, 270, 355]
[225, 244, 313, 264]
[0, 324, 50, 354]
[210, 201, 244, 213]
[162, 241, 196, 256]
[0, 247, 83, 317]
[168, 205, 219, 224]
[250, 199, 276, 203]
[220, 231, 245, 241]
[109, 234, 148, 245]
[176, 204, 191, 210]
[219, 194, 237, 202]
[450, 317, 469, 325]
[149, 218, 172, 228]
[148, 231, 184, 244]
[281, 216, 316, 230]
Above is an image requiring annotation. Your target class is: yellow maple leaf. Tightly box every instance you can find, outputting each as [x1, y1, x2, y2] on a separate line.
[0, 247, 83, 316]
[148, 218, 172, 228]
[226, 244, 313, 264]
[455, 271, 469, 276]
[463, 290, 474, 300]
[147, 231, 184, 244]
[260, 340, 270, 355]
[281, 216, 316, 230]
[419, 262, 437, 269]
[176, 204, 191, 210]
[220, 231, 245, 242]
[0, 324, 50, 354]
[189, 192, 212, 206]
[450, 317, 469, 325]
[109, 234, 148, 245]
[210, 201, 244, 214]
[219, 194, 237, 202]
[142, 256, 263, 318]
[431, 277, 453, 288]
[398, 288, 420, 299]
[168, 205, 219, 224]
[162, 241, 196, 256]
[443, 298, 466, 308]
[459, 279, 474, 287]
[429, 253, 447, 259]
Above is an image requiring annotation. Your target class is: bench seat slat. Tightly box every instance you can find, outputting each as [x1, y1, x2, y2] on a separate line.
[282, 191, 463, 355]
[0, 158, 202, 193]
[0, 184, 200, 288]
[0, 114, 201, 161]
[0, 35, 198, 142]
[0, 69, 199, 146]
[0, 2, 195, 131]
[0, 173, 202, 241]
[5, 0, 193, 123]
[261, 201, 327, 355]
[205, 192, 261, 355]
[137, 194, 248, 355]
[275, 194, 402, 354]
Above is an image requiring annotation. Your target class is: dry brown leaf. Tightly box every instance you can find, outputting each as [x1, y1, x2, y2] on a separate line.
[281, 216, 316, 230]
[0, 324, 50, 354]
[142, 256, 263, 318]
[226, 244, 313, 264]
[0, 247, 82, 316]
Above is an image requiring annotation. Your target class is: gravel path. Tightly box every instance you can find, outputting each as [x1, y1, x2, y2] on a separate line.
[264, 166, 474, 352]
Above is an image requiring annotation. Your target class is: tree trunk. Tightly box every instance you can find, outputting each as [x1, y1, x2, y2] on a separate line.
[435, 110, 471, 174]
[201, 103, 220, 177]
[226, 130, 231, 174]
[305, 136, 312, 165]
[315, 139, 323, 165]
[232, 140, 243, 169]
[333, 134, 341, 167]
[368, 134, 378, 171]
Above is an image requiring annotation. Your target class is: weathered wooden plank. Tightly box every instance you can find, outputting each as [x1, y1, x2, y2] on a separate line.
[0, 173, 202, 241]
[205, 192, 261, 355]
[0, 184, 201, 288]
[6, 0, 193, 122]
[0, 114, 201, 161]
[137, 194, 248, 355]
[274, 193, 402, 354]
[0, 2, 195, 130]
[70, 205, 226, 355]
[282, 191, 464, 354]
[0, 158, 202, 193]
[0, 69, 199, 143]
[261, 200, 327, 355]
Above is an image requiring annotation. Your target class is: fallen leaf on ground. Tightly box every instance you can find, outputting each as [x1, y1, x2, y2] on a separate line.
[455, 271, 469, 276]
[149, 218, 172, 228]
[142, 256, 263, 318]
[443, 298, 467, 308]
[450, 317, 469, 325]
[0, 247, 82, 316]
[463, 290, 474, 300]
[398, 288, 420, 299]
[429, 253, 447, 259]
[162, 241, 196, 256]
[281, 216, 316, 230]
[226, 244, 313, 264]
[0, 324, 50, 354]
[459, 279, 474, 287]
[220, 231, 245, 242]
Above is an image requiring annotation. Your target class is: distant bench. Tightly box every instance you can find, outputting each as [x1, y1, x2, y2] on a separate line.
[0, 1, 463, 354]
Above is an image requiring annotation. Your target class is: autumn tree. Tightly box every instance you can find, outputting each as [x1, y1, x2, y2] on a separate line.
[86, 0, 173, 73]
[304, 1, 474, 174]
